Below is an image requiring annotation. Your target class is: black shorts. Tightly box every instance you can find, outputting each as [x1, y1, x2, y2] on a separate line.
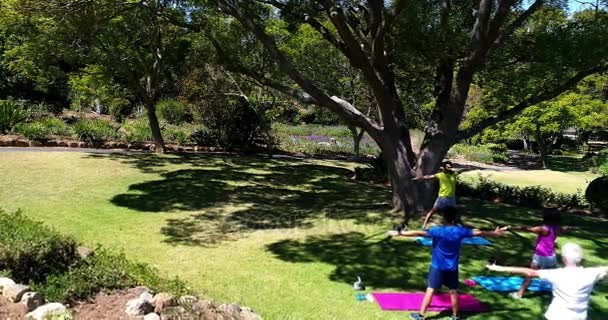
[427, 267, 459, 290]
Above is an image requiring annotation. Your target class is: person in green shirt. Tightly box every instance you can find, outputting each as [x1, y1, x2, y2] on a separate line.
[413, 161, 460, 229]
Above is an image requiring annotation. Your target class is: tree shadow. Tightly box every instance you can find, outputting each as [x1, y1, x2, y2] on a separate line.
[88, 152, 392, 246]
[545, 155, 589, 173]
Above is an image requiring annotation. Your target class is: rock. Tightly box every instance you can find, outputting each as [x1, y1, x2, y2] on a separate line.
[14, 139, 29, 147]
[160, 306, 186, 320]
[182, 146, 194, 152]
[67, 141, 79, 148]
[0, 277, 16, 290]
[140, 291, 154, 302]
[177, 295, 198, 308]
[125, 297, 154, 316]
[133, 286, 151, 295]
[144, 313, 161, 320]
[29, 140, 45, 147]
[26, 303, 67, 320]
[21, 291, 44, 312]
[217, 303, 242, 317]
[317, 141, 331, 146]
[153, 292, 175, 314]
[115, 142, 128, 149]
[239, 307, 261, 320]
[78, 141, 89, 148]
[56, 140, 68, 147]
[76, 246, 94, 259]
[45, 140, 58, 147]
[3, 283, 30, 302]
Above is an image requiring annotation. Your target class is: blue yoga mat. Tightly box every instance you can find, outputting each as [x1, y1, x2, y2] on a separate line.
[415, 237, 492, 246]
[472, 276, 552, 292]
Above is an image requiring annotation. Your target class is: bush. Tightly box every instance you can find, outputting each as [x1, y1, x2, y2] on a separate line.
[193, 97, 269, 150]
[120, 118, 153, 143]
[163, 125, 193, 145]
[38, 249, 189, 303]
[157, 99, 190, 125]
[38, 117, 72, 136]
[16, 122, 47, 140]
[0, 210, 78, 283]
[0, 209, 189, 304]
[189, 128, 215, 146]
[0, 99, 29, 134]
[448, 143, 509, 164]
[587, 149, 608, 175]
[73, 119, 118, 143]
[458, 176, 587, 209]
[585, 176, 608, 211]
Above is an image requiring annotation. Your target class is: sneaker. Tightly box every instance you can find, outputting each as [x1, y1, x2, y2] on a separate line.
[509, 292, 522, 299]
[409, 313, 425, 320]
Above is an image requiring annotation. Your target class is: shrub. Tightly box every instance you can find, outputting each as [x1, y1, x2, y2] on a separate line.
[448, 143, 509, 164]
[0, 99, 29, 134]
[120, 118, 153, 143]
[587, 149, 608, 175]
[73, 119, 118, 143]
[163, 125, 193, 145]
[193, 97, 270, 150]
[0, 210, 78, 283]
[0, 209, 189, 304]
[38, 117, 72, 136]
[38, 249, 189, 303]
[585, 176, 608, 211]
[157, 99, 190, 125]
[189, 128, 215, 146]
[458, 176, 587, 209]
[16, 122, 47, 140]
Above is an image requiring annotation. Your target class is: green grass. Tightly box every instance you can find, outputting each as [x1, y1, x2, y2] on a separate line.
[461, 155, 598, 195]
[0, 152, 607, 319]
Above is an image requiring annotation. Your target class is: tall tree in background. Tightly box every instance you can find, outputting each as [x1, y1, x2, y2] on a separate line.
[7, 0, 191, 153]
[198, 1, 608, 218]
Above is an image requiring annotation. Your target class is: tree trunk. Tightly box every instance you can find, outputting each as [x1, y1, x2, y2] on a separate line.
[348, 125, 365, 157]
[383, 137, 420, 222]
[534, 126, 547, 168]
[145, 101, 165, 154]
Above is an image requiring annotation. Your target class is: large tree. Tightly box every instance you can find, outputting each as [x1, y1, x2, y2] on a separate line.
[8, 0, 191, 153]
[193, 0, 607, 219]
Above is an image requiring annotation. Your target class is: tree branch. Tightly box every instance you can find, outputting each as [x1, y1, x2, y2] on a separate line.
[217, 1, 382, 139]
[457, 64, 608, 140]
[489, 0, 544, 55]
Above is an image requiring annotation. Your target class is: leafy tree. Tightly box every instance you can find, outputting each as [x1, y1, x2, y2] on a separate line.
[7, 0, 192, 153]
[192, 1, 607, 218]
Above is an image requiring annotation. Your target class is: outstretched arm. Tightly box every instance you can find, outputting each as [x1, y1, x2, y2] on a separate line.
[387, 230, 428, 237]
[510, 226, 548, 236]
[472, 226, 509, 237]
[412, 174, 437, 181]
[486, 265, 540, 277]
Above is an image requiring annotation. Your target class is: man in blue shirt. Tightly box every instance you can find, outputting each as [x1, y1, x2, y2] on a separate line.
[388, 207, 508, 320]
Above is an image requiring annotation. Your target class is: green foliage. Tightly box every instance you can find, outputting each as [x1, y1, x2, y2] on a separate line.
[588, 149, 608, 175]
[0, 210, 77, 283]
[448, 143, 509, 164]
[163, 124, 193, 145]
[120, 118, 152, 143]
[585, 176, 608, 211]
[194, 97, 269, 150]
[72, 119, 117, 143]
[458, 176, 588, 209]
[189, 128, 215, 146]
[157, 99, 190, 125]
[0, 99, 29, 133]
[15, 122, 46, 140]
[0, 208, 189, 304]
[39, 248, 189, 303]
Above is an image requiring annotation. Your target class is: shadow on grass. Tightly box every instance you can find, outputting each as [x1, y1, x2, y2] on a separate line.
[86, 153, 392, 246]
[546, 155, 589, 173]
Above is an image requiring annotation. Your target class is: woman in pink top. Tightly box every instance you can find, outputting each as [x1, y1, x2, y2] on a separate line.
[509, 209, 575, 299]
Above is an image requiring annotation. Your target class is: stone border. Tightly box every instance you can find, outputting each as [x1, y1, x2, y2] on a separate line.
[0, 135, 219, 153]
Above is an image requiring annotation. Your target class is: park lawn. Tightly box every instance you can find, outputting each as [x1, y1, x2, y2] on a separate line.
[460, 155, 599, 195]
[0, 151, 607, 320]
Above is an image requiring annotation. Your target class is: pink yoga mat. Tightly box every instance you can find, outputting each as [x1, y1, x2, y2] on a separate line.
[372, 292, 488, 312]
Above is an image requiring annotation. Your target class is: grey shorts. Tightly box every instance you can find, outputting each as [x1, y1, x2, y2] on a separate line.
[434, 197, 457, 209]
[532, 254, 557, 269]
